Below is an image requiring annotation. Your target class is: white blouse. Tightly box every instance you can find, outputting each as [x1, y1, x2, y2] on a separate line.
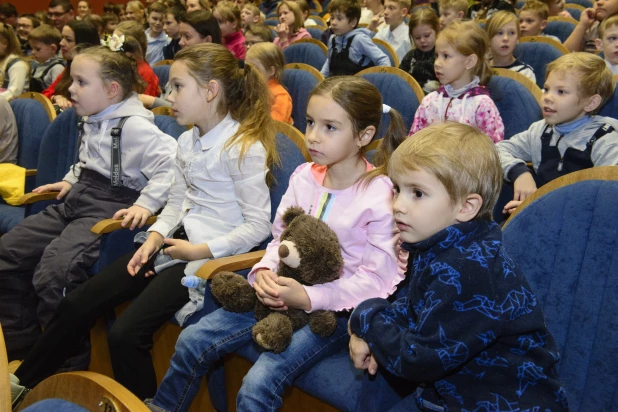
[0, 54, 29, 100]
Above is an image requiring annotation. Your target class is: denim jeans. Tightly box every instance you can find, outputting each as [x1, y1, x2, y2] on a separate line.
[152, 307, 350, 412]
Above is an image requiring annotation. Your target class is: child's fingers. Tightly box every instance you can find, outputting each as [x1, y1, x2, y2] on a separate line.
[261, 275, 280, 298]
[368, 354, 379, 375]
[139, 213, 149, 228]
[113, 208, 127, 220]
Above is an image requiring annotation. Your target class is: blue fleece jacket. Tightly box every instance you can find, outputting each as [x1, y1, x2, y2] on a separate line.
[321, 28, 390, 77]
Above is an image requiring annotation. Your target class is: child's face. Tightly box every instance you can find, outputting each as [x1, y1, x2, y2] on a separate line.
[383, 0, 407, 28]
[542, 70, 596, 125]
[245, 31, 266, 49]
[548, 0, 565, 15]
[411, 24, 436, 52]
[519, 10, 546, 37]
[164, 13, 180, 38]
[105, 21, 118, 33]
[438, 7, 461, 30]
[29, 40, 58, 63]
[246, 55, 274, 80]
[330, 11, 356, 36]
[78, 1, 91, 18]
[596, 0, 618, 21]
[167, 60, 210, 127]
[186, 0, 203, 12]
[391, 167, 463, 244]
[148, 11, 164, 35]
[434, 37, 475, 89]
[490, 21, 518, 60]
[68, 56, 116, 116]
[214, 10, 238, 36]
[241, 8, 260, 28]
[278, 5, 295, 26]
[0, 39, 7, 58]
[596, 25, 618, 65]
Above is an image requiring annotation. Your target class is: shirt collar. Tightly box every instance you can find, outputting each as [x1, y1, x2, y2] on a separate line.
[401, 220, 499, 253]
[193, 113, 236, 151]
[389, 21, 407, 37]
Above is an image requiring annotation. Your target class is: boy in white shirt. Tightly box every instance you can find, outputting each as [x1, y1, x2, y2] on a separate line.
[145, 2, 170, 65]
[438, 0, 467, 30]
[596, 13, 618, 74]
[374, 0, 411, 62]
[520, 0, 562, 42]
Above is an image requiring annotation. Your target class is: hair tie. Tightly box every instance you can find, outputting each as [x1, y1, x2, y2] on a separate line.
[238, 59, 245, 69]
[101, 34, 125, 52]
[382, 104, 391, 114]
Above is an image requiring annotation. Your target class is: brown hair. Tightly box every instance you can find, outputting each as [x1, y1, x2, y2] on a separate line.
[599, 12, 618, 38]
[438, 0, 468, 14]
[28, 23, 62, 47]
[520, 0, 549, 21]
[408, 6, 439, 41]
[246, 41, 284, 82]
[438, 21, 492, 85]
[84, 14, 104, 34]
[126, 0, 146, 23]
[0, 24, 22, 58]
[277, 1, 303, 33]
[115, 20, 148, 60]
[245, 23, 274, 42]
[309, 76, 408, 184]
[181, 9, 222, 44]
[174, 43, 279, 182]
[328, 0, 361, 25]
[215, 1, 241, 30]
[389, 122, 502, 221]
[485, 10, 519, 39]
[148, 1, 167, 14]
[546, 53, 615, 114]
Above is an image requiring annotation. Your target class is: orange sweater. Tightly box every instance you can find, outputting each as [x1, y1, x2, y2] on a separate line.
[268, 79, 293, 124]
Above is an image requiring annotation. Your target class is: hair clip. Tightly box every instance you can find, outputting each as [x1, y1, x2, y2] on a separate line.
[101, 34, 125, 52]
[382, 104, 391, 114]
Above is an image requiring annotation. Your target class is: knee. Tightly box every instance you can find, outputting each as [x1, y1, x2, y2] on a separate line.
[107, 318, 139, 352]
[56, 293, 85, 321]
[238, 361, 280, 401]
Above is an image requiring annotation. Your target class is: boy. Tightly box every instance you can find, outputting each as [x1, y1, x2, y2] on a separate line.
[564, 0, 618, 52]
[520, 0, 562, 42]
[240, 3, 261, 31]
[497, 53, 618, 214]
[438, 0, 467, 30]
[28, 24, 65, 93]
[596, 13, 618, 73]
[162, 6, 184, 59]
[349, 122, 568, 410]
[322, 0, 390, 77]
[374, 0, 411, 62]
[145, 2, 171, 65]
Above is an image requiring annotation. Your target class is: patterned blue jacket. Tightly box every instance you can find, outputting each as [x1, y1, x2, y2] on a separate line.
[349, 220, 568, 411]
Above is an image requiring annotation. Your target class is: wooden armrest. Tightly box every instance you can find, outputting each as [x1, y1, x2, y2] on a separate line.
[25, 169, 37, 177]
[18, 191, 59, 205]
[195, 250, 266, 280]
[91, 216, 158, 235]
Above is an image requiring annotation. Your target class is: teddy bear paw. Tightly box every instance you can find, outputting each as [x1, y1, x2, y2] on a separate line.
[252, 313, 293, 353]
[211, 271, 256, 312]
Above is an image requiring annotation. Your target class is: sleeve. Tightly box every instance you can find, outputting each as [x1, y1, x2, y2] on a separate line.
[356, 35, 391, 67]
[410, 94, 431, 135]
[42, 70, 63, 98]
[0, 60, 29, 100]
[475, 97, 505, 143]
[591, 129, 618, 166]
[48, 64, 65, 87]
[270, 86, 293, 123]
[206, 143, 272, 258]
[399, 51, 413, 73]
[496, 126, 536, 182]
[521, 66, 536, 84]
[320, 57, 330, 77]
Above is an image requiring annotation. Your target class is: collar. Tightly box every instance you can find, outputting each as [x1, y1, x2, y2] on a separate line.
[401, 220, 499, 253]
[192, 113, 236, 151]
[147, 29, 168, 41]
[440, 76, 483, 98]
[554, 115, 593, 135]
[388, 21, 407, 37]
[86, 98, 128, 123]
[224, 30, 244, 44]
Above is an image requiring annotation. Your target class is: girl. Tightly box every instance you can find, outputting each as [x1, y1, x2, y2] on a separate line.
[241, 3, 262, 31]
[162, 6, 184, 59]
[186, 0, 211, 13]
[0, 24, 29, 100]
[77, 0, 92, 20]
[126, 0, 146, 25]
[486, 11, 536, 83]
[274, 1, 311, 50]
[246, 42, 293, 124]
[214, 1, 246, 59]
[411, 21, 505, 143]
[102, 12, 120, 38]
[3, 40, 177, 378]
[295, 0, 319, 27]
[42, 20, 100, 109]
[9, 43, 277, 402]
[400, 7, 440, 94]
[147, 75, 408, 412]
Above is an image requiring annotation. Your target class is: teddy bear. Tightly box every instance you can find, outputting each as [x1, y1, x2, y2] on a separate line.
[210, 206, 343, 353]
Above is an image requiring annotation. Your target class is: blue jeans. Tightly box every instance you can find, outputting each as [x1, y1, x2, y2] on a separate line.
[152, 307, 350, 412]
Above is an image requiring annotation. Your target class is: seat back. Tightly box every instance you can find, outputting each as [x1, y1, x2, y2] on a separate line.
[502, 175, 618, 411]
[599, 81, 618, 119]
[565, 5, 582, 19]
[305, 25, 325, 40]
[565, 0, 592, 6]
[372, 38, 397, 67]
[514, 41, 564, 89]
[544, 20, 576, 43]
[9, 97, 52, 169]
[152, 65, 170, 88]
[154, 114, 187, 138]
[283, 40, 327, 70]
[486, 75, 542, 139]
[282, 66, 322, 133]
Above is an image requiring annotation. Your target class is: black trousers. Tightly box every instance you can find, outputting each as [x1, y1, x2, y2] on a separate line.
[15, 251, 190, 399]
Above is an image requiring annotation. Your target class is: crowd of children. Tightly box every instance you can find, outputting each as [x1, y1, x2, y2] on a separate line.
[3, 0, 618, 409]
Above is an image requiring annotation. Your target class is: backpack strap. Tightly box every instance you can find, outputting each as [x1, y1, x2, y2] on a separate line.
[110, 117, 129, 187]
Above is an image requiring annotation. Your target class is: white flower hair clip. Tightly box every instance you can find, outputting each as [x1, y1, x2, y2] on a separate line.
[101, 34, 125, 52]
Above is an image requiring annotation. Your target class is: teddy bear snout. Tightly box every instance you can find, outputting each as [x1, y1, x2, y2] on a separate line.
[279, 240, 301, 268]
[279, 244, 289, 258]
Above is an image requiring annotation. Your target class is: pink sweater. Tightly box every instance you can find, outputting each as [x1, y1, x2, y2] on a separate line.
[224, 30, 246, 60]
[248, 162, 407, 312]
[273, 27, 311, 50]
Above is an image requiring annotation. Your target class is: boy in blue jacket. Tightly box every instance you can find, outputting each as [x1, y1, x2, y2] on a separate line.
[321, 0, 390, 77]
[348, 122, 568, 411]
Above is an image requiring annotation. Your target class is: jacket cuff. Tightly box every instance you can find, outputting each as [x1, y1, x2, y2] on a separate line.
[507, 163, 531, 182]
[349, 298, 390, 339]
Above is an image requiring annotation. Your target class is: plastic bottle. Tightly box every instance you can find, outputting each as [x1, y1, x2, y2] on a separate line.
[181, 275, 204, 288]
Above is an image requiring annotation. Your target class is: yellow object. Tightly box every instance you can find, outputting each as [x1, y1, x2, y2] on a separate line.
[0, 163, 25, 205]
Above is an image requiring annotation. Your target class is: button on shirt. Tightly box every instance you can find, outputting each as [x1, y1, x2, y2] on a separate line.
[149, 114, 272, 276]
[374, 21, 412, 63]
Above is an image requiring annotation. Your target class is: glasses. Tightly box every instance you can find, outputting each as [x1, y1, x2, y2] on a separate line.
[47, 10, 70, 18]
[17, 23, 34, 29]
[245, 40, 265, 47]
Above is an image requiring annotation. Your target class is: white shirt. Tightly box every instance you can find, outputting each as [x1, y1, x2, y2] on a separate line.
[374, 21, 411, 63]
[145, 29, 171, 66]
[149, 114, 272, 276]
[0, 54, 29, 100]
[606, 60, 618, 75]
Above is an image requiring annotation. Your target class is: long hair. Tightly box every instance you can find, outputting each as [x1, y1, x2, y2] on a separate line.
[55, 19, 100, 97]
[438, 20, 492, 85]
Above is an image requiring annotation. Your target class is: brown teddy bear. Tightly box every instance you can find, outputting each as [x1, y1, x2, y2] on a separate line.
[210, 206, 343, 353]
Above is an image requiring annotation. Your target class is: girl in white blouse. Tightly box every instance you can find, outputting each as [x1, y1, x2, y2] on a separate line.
[0, 24, 29, 100]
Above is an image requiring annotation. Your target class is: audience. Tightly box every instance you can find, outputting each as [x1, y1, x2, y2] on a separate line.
[145, 2, 171, 64]
[400, 7, 440, 93]
[564, 0, 618, 52]
[241, 3, 262, 30]
[520, 0, 562, 42]
[0, 96, 17, 164]
[360, 0, 387, 31]
[28, 24, 64, 93]
[76, 0, 92, 20]
[114, 21, 160, 96]
[374, 0, 411, 62]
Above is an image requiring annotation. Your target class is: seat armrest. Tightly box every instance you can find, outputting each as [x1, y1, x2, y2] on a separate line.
[91, 216, 158, 235]
[25, 169, 37, 177]
[195, 250, 266, 280]
[18, 191, 59, 205]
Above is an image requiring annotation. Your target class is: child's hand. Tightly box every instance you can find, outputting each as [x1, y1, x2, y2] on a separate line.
[502, 200, 523, 215]
[254, 269, 286, 309]
[113, 205, 153, 230]
[580, 8, 596, 28]
[559, 10, 573, 18]
[53, 95, 73, 110]
[513, 172, 537, 202]
[276, 23, 289, 40]
[128, 232, 163, 277]
[349, 334, 379, 375]
[368, 11, 384, 31]
[163, 239, 211, 261]
[32, 181, 72, 199]
[272, 276, 312, 311]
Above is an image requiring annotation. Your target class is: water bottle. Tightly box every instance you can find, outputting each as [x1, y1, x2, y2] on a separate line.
[133, 231, 149, 249]
[181, 275, 204, 288]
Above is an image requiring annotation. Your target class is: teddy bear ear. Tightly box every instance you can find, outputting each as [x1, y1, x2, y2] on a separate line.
[282, 206, 306, 226]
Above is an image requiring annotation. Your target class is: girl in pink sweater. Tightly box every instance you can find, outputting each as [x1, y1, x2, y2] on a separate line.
[214, 1, 247, 59]
[148, 76, 409, 411]
[273, 1, 311, 50]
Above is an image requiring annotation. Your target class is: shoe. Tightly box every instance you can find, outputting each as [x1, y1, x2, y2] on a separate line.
[143, 399, 169, 412]
[10, 373, 28, 410]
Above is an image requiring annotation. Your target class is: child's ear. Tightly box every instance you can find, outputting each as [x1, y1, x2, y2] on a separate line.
[465, 53, 478, 70]
[268, 65, 276, 79]
[51, 44, 58, 53]
[253, 15, 260, 23]
[540, 19, 548, 30]
[358, 126, 376, 148]
[456, 194, 482, 223]
[206, 79, 221, 102]
[456, 10, 464, 19]
[401, 7, 409, 16]
[595, 37, 603, 51]
[107, 81, 121, 99]
[584, 93, 603, 113]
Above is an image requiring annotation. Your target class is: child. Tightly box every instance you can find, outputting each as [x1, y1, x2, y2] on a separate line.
[9, 43, 277, 402]
[146, 74, 408, 412]
[84, 14, 105, 39]
[295, 0, 319, 26]
[101, 12, 119, 38]
[360, 0, 387, 31]
[520, 0, 562, 42]
[186, 0, 211, 13]
[126, 0, 146, 26]
[564, 0, 618, 52]
[374, 0, 412, 62]
[497, 53, 618, 214]
[1, 39, 177, 369]
[241, 3, 261, 31]
[274, 1, 311, 50]
[486, 11, 536, 83]
[596, 12, 618, 73]
[246, 42, 293, 123]
[214, 1, 246, 59]
[114, 21, 160, 96]
[468, 0, 514, 21]
[28, 24, 65, 93]
[400, 7, 440, 93]
[162, 6, 185, 59]
[244, 23, 274, 48]
[542, 0, 573, 18]
[146, 2, 172, 65]
[321, 0, 390, 77]
[348, 122, 568, 410]
[438, 0, 467, 30]
[0, 24, 28, 100]
[412, 21, 505, 143]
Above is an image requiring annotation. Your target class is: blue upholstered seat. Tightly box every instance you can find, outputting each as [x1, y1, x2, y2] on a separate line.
[305, 25, 325, 40]
[282, 67, 320, 133]
[564, 0, 592, 7]
[152, 65, 170, 88]
[21, 399, 89, 412]
[544, 20, 576, 43]
[283, 41, 327, 70]
[599, 82, 618, 119]
[373, 41, 397, 67]
[502, 179, 618, 411]
[565, 6, 582, 20]
[514, 42, 563, 89]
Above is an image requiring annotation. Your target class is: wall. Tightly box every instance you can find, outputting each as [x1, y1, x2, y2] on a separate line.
[17, 0, 117, 15]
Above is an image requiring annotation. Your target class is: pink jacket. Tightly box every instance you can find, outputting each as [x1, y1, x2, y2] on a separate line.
[248, 162, 407, 312]
[273, 27, 311, 50]
[224, 30, 246, 60]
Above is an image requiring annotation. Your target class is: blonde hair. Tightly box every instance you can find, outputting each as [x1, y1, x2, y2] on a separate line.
[485, 10, 520, 39]
[115, 21, 148, 60]
[438, 0, 468, 14]
[215, 1, 241, 30]
[520, 0, 549, 20]
[173, 43, 279, 183]
[408, 7, 439, 40]
[386, 0, 412, 11]
[126, 0, 146, 22]
[0, 24, 22, 58]
[245, 23, 274, 42]
[599, 12, 618, 38]
[277, 1, 304, 33]
[389, 122, 502, 221]
[246, 42, 284, 82]
[242, 3, 261, 19]
[438, 21, 492, 85]
[546, 53, 615, 114]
